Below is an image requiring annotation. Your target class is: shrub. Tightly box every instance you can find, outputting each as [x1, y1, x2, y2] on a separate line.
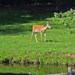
[54, 9, 75, 29]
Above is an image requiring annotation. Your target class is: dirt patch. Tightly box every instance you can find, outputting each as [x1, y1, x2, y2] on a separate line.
[60, 53, 75, 59]
[60, 53, 70, 57]
[71, 54, 75, 59]
[45, 53, 75, 59]
[44, 52, 55, 57]
[44, 53, 50, 57]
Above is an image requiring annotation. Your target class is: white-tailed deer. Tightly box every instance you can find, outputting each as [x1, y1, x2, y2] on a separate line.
[30, 21, 51, 42]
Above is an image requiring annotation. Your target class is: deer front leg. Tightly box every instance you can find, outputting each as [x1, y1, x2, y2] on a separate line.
[44, 32, 46, 42]
[40, 32, 42, 42]
[35, 32, 38, 42]
[30, 32, 34, 42]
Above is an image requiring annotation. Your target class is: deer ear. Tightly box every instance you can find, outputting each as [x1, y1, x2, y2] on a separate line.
[45, 21, 49, 24]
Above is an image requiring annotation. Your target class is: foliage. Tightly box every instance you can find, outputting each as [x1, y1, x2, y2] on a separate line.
[54, 9, 75, 29]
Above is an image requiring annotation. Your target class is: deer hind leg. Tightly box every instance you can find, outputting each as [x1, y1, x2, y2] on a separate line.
[40, 32, 43, 42]
[35, 32, 38, 42]
[44, 32, 46, 42]
[30, 32, 34, 42]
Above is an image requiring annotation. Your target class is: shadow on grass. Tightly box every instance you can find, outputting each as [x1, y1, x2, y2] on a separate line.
[46, 40, 58, 42]
[0, 73, 30, 75]
[0, 8, 54, 35]
[0, 25, 32, 35]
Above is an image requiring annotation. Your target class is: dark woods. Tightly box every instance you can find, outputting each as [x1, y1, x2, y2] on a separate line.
[0, 0, 75, 9]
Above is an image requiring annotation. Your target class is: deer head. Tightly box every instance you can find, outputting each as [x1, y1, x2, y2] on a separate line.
[46, 21, 51, 29]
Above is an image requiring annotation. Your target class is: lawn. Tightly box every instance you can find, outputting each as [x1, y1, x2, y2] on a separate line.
[0, 8, 75, 65]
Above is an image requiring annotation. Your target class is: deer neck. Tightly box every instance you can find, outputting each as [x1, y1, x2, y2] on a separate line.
[42, 26, 47, 32]
[44, 26, 48, 30]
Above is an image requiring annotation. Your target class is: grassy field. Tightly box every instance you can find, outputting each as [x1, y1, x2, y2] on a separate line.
[0, 8, 75, 65]
[0, 64, 68, 75]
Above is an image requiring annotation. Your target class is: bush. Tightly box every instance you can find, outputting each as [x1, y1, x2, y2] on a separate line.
[54, 9, 75, 29]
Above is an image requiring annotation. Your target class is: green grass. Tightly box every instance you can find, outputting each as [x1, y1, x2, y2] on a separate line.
[0, 64, 68, 75]
[0, 8, 75, 65]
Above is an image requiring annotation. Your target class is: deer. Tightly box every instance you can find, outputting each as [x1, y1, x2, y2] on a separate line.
[30, 21, 51, 42]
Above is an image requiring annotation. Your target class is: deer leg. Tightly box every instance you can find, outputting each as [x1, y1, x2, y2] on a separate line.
[30, 32, 34, 42]
[44, 32, 46, 42]
[35, 32, 38, 42]
[40, 32, 42, 42]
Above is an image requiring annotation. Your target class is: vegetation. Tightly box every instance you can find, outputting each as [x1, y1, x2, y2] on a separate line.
[54, 9, 75, 28]
[0, 64, 68, 75]
[0, 8, 75, 65]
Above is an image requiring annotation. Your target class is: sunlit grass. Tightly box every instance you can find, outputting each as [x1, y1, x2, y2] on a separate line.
[0, 8, 75, 64]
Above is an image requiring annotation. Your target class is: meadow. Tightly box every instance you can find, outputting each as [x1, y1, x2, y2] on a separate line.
[0, 8, 75, 65]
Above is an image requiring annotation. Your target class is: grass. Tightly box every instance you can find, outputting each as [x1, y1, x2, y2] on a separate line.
[0, 64, 68, 75]
[0, 8, 75, 65]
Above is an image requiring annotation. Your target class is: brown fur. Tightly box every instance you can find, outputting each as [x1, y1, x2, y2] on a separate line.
[30, 21, 51, 42]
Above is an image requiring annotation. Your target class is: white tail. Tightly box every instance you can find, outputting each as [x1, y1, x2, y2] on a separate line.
[30, 21, 51, 42]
